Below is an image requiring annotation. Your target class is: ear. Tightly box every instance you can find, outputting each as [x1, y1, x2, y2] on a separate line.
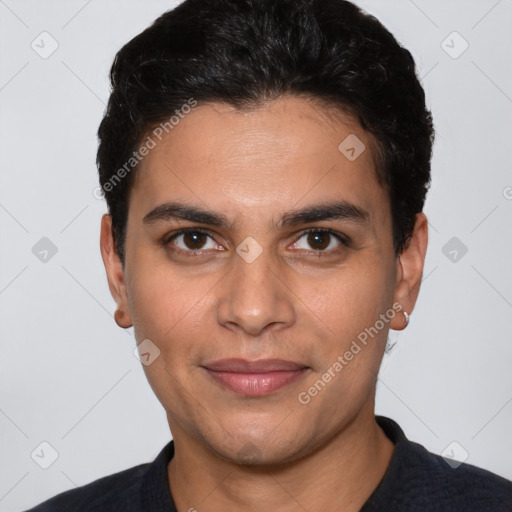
[100, 214, 133, 328]
[390, 212, 428, 330]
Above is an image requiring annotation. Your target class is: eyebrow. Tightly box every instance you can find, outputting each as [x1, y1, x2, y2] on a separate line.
[142, 200, 369, 229]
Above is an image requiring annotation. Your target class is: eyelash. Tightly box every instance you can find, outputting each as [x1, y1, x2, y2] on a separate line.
[163, 227, 350, 258]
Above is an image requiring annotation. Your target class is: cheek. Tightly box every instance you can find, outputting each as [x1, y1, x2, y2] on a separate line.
[127, 260, 200, 340]
[295, 272, 393, 416]
[300, 263, 393, 344]
[127, 264, 221, 389]
[129, 268, 208, 415]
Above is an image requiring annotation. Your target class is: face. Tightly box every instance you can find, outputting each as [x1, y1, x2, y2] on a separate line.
[101, 95, 426, 465]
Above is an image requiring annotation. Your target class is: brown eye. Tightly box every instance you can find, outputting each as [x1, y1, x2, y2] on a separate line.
[292, 229, 347, 252]
[307, 232, 331, 250]
[182, 232, 208, 250]
[169, 230, 220, 252]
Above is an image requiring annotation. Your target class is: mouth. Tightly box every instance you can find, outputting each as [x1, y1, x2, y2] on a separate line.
[201, 358, 310, 397]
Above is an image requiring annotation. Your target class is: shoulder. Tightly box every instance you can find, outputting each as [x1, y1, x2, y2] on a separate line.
[23, 462, 150, 512]
[368, 416, 512, 511]
[405, 440, 512, 509]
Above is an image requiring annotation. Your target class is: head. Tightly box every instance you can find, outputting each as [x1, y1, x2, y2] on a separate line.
[99, 0, 433, 464]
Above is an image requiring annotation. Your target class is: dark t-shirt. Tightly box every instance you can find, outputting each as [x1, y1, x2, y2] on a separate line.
[25, 416, 512, 511]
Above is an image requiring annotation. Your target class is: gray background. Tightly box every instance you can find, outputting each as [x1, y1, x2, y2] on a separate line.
[0, 0, 511, 510]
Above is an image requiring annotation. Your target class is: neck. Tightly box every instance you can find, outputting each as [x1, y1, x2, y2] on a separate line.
[167, 409, 394, 512]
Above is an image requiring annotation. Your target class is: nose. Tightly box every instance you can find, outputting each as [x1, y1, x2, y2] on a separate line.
[215, 245, 296, 337]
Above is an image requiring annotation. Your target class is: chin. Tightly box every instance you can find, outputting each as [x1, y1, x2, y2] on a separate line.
[205, 427, 312, 467]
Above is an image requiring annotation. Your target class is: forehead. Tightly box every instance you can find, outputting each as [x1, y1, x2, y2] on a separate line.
[129, 95, 387, 226]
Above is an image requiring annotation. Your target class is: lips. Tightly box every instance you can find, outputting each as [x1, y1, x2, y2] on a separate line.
[202, 358, 309, 396]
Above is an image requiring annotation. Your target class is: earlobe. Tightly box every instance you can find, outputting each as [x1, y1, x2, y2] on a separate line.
[390, 213, 428, 331]
[391, 303, 410, 331]
[114, 308, 133, 329]
[100, 214, 133, 329]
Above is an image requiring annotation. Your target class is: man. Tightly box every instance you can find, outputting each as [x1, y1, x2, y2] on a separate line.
[26, 0, 512, 510]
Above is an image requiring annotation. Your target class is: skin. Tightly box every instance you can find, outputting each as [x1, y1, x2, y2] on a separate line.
[100, 95, 428, 511]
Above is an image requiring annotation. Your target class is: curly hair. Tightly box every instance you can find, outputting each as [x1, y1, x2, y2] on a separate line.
[97, 0, 434, 264]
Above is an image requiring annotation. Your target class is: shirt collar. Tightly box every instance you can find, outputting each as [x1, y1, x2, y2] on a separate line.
[140, 440, 176, 511]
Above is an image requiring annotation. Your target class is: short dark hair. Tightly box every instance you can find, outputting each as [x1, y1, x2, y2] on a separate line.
[97, 0, 434, 264]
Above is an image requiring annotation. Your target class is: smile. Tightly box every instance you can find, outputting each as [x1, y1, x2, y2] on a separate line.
[202, 358, 309, 396]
